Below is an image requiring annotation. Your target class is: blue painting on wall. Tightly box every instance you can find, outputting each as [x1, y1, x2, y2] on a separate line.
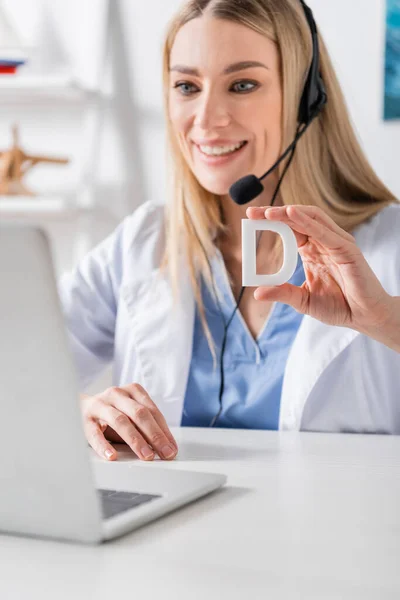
[385, 0, 400, 119]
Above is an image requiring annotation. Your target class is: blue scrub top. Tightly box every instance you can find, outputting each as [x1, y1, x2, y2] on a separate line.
[181, 249, 305, 429]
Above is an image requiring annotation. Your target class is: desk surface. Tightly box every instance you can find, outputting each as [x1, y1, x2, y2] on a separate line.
[1, 428, 400, 600]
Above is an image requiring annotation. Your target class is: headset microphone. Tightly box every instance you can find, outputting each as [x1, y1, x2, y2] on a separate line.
[229, 0, 327, 207]
[229, 174, 264, 206]
[229, 123, 310, 205]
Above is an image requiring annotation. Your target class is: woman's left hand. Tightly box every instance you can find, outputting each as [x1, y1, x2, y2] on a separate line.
[246, 204, 394, 335]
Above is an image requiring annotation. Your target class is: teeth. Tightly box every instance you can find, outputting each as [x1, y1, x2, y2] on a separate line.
[199, 141, 245, 156]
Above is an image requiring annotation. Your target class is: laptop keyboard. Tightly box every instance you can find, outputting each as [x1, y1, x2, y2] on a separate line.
[98, 489, 162, 520]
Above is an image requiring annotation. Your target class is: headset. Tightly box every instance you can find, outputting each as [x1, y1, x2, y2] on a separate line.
[192, 0, 327, 427]
[229, 0, 327, 206]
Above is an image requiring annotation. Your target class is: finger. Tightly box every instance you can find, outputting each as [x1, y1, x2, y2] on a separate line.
[111, 386, 177, 461]
[284, 207, 355, 252]
[285, 206, 355, 243]
[95, 402, 156, 461]
[152, 411, 178, 453]
[246, 206, 268, 220]
[122, 383, 178, 451]
[253, 205, 350, 252]
[248, 204, 355, 243]
[98, 419, 108, 433]
[246, 205, 308, 247]
[248, 205, 355, 244]
[84, 419, 118, 461]
[254, 282, 309, 314]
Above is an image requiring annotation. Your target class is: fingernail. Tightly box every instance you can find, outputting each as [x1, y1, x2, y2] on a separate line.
[105, 449, 114, 459]
[161, 444, 177, 459]
[141, 446, 154, 459]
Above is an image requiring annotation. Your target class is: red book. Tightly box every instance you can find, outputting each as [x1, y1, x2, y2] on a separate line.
[0, 66, 17, 74]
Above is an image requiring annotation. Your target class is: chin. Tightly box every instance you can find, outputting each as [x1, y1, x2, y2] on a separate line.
[194, 175, 239, 197]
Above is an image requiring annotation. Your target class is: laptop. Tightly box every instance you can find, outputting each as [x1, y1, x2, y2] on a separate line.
[0, 224, 226, 544]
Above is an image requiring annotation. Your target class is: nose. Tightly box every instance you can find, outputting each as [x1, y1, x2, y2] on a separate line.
[193, 88, 231, 130]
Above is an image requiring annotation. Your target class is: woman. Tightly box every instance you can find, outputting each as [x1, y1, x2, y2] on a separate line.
[60, 0, 400, 462]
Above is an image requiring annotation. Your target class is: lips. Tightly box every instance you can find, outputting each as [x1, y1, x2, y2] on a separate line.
[193, 139, 248, 149]
[193, 140, 249, 165]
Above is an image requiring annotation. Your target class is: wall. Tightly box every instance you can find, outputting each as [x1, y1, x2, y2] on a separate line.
[311, 0, 399, 197]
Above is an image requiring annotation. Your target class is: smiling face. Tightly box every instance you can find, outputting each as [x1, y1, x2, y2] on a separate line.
[168, 16, 282, 198]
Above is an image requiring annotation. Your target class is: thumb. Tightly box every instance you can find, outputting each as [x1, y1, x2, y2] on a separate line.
[254, 283, 308, 314]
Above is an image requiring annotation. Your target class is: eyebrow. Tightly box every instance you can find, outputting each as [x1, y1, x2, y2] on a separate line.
[169, 60, 269, 76]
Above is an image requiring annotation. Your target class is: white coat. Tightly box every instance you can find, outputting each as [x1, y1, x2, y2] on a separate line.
[59, 201, 400, 433]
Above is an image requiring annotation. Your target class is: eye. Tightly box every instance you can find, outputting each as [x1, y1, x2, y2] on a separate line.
[231, 80, 259, 93]
[172, 79, 259, 96]
[173, 82, 199, 96]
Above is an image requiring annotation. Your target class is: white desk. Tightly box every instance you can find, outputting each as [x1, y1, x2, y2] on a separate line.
[1, 428, 400, 599]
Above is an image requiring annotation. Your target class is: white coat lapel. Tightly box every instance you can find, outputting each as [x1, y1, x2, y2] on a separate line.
[120, 261, 195, 426]
[279, 213, 377, 431]
[279, 316, 359, 430]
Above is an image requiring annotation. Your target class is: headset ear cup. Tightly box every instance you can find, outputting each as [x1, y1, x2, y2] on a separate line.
[298, 70, 313, 124]
[315, 77, 328, 117]
[299, 74, 327, 125]
[297, 0, 328, 125]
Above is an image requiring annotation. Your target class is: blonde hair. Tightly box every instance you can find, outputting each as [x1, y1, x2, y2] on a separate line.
[160, 0, 397, 362]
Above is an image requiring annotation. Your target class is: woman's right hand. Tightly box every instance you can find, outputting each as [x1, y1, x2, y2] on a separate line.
[80, 383, 178, 462]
